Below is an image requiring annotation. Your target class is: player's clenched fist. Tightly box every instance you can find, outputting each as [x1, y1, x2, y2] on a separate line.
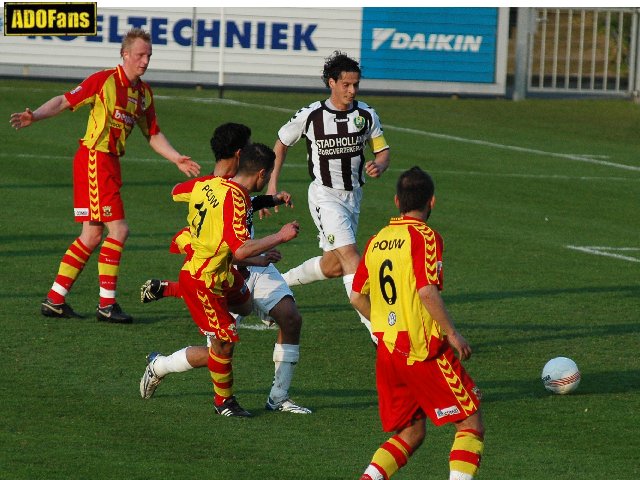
[278, 221, 300, 242]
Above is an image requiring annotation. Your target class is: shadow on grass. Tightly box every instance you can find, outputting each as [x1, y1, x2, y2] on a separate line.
[480, 369, 640, 404]
[151, 386, 378, 416]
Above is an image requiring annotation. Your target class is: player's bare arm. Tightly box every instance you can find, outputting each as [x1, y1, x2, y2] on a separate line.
[260, 140, 289, 218]
[10, 94, 71, 130]
[419, 284, 472, 360]
[149, 132, 200, 177]
[234, 249, 282, 267]
[350, 290, 371, 321]
[365, 148, 390, 178]
[234, 221, 299, 260]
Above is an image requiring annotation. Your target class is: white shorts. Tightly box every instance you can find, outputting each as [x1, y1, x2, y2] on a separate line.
[308, 182, 363, 251]
[243, 263, 294, 322]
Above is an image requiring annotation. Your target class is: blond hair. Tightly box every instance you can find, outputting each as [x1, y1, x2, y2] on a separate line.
[120, 28, 151, 57]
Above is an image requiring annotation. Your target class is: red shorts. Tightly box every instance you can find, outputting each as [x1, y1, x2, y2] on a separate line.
[178, 268, 250, 343]
[224, 267, 251, 306]
[73, 144, 125, 223]
[376, 342, 481, 432]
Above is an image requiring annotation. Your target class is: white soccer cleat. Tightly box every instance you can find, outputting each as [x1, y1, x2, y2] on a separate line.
[265, 397, 312, 414]
[140, 352, 164, 399]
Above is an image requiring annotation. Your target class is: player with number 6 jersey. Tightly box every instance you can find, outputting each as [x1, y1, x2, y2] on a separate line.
[351, 167, 485, 480]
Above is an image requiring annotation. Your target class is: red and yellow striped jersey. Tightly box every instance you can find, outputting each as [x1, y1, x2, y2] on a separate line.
[353, 216, 444, 364]
[64, 65, 160, 156]
[172, 175, 251, 295]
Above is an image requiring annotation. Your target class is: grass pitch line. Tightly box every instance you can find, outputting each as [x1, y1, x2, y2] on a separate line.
[154, 94, 640, 173]
[566, 245, 640, 263]
[385, 125, 640, 172]
[237, 322, 274, 331]
[3, 152, 636, 183]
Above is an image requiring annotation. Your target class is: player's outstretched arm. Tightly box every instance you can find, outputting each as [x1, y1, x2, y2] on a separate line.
[10, 95, 71, 130]
[234, 221, 299, 260]
[149, 132, 201, 177]
[234, 249, 282, 268]
[419, 284, 472, 360]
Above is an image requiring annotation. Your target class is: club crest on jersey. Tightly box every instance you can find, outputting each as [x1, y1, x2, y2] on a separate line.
[327, 234, 335, 245]
[388, 311, 397, 326]
[353, 115, 366, 130]
[102, 205, 112, 217]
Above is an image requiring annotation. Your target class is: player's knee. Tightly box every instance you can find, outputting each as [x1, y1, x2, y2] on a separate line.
[105, 220, 129, 243]
[457, 411, 484, 437]
[277, 310, 302, 335]
[273, 299, 302, 334]
[320, 255, 343, 278]
[81, 231, 103, 250]
[403, 420, 426, 450]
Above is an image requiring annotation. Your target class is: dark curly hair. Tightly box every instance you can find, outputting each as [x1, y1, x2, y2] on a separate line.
[321, 50, 361, 87]
[209, 123, 251, 161]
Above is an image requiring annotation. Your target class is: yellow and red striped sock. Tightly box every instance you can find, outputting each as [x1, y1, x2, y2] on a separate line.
[98, 237, 123, 308]
[208, 349, 233, 406]
[48, 238, 92, 304]
[364, 434, 412, 479]
[449, 429, 484, 479]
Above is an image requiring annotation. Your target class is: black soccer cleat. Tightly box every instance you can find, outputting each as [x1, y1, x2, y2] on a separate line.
[214, 396, 252, 418]
[140, 279, 167, 303]
[96, 303, 133, 324]
[41, 298, 84, 318]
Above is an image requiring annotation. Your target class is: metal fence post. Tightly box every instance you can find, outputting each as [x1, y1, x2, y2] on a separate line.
[632, 9, 640, 102]
[513, 7, 532, 100]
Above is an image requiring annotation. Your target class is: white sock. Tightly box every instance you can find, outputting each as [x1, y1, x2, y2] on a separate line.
[450, 471, 474, 480]
[343, 274, 377, 345]
[152, 347, 193, 377]
[269, 343, 299, 404]
[282, 256, 327, 286]
[363, 464, 385, 480]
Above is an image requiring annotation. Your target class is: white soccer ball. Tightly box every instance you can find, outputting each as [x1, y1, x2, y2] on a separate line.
[541, 357, 581, 394]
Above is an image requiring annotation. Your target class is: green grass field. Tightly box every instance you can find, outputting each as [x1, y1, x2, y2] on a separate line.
[1, 79, 639, 479]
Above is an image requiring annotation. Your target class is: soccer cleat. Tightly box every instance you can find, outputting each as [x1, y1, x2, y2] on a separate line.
[140, 352, 164, 399]
[214, 396, 253, 417]
[41, 298, 84, 318]
[96, 303, 133, 324]
[140, 279, 166, 303]
[265, 397, 312, 414]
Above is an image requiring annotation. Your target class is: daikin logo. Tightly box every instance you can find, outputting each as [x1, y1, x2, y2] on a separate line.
[372, 28, 483, 52]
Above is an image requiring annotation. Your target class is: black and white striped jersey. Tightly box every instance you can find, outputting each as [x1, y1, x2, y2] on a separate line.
[278, 99, 389, 191]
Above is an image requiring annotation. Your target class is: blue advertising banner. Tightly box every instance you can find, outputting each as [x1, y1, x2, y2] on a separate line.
[360, 7, 499, 84]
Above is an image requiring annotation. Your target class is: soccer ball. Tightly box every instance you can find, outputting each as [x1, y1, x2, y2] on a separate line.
[541, 357, 581, 394]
